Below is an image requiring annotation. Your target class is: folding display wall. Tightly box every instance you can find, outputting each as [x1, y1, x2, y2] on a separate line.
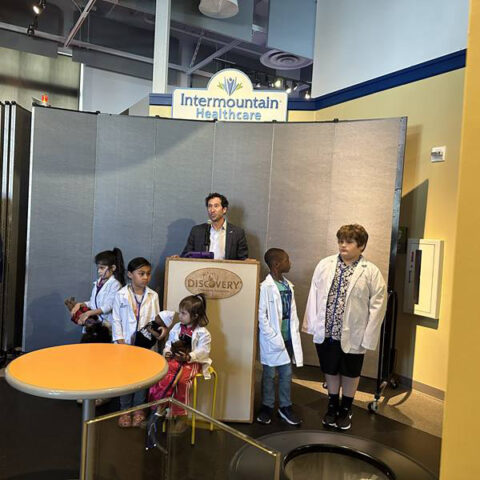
[23, 107, 406, 377]
[0, 103, 31, 352]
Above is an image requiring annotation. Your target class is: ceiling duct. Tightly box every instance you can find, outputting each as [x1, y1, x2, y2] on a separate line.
[259, 49, 312, 70]
[199, 0, 239, 19]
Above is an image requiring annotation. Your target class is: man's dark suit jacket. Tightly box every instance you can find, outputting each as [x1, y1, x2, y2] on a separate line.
[181, 222, 248, 260]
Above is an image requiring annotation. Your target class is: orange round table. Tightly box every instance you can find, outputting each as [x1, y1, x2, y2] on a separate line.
[5, 343, 168, 402]
[6, 343, 168, 479]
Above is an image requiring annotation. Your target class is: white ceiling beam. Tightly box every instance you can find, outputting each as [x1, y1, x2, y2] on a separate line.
[64, 0, 97, 47]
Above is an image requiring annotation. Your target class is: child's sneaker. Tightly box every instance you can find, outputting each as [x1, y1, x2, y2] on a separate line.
[278, 405, 302, 426]
[322, 405, 338, 428]
[256, 405, 273, 424]
[336, 407, 353, 430]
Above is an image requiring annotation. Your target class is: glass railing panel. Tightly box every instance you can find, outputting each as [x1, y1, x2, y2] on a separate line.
[82, 398, 281, 480]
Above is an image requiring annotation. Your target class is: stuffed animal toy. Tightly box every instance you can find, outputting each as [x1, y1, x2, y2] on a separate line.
[64, 297, 98, 325]
[170, 339, 192, 362]
[134, 321, 167, 349]
[64, 296, 111, 343]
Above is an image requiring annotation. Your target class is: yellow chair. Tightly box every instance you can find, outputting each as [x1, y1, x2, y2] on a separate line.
[191, 366, 218, 445]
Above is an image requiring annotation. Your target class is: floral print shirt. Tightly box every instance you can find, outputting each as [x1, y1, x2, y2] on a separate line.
[325, 255, 362, 340]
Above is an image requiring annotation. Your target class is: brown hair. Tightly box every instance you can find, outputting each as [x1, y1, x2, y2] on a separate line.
[336, 224, 369, 250]
[178, 294, 209, 327]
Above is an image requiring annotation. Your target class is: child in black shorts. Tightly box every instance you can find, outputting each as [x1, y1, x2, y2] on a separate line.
[303, 224, 387, 430]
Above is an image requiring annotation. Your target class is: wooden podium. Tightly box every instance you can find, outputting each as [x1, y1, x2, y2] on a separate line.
[164, 257, 260, 422]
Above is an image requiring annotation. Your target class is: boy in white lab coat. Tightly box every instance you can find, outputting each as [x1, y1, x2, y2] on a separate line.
[303, 224, 387, 430]
[256, 248, 303, 426]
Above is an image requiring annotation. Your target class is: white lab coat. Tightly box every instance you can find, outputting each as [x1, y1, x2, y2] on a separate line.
[303, 255, 387, 354]
[112, 285, 169, 344]
[85, 275, 122, 327]
[258, 274, 304, 367]
[164, 323, 212, 379]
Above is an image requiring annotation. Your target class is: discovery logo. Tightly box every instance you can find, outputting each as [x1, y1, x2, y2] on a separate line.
[185, 268, 243, 299]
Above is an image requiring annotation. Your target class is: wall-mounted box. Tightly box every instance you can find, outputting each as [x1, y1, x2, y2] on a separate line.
[403, 239, 444, 319]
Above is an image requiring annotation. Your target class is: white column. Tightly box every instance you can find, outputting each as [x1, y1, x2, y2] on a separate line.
[152, 0, 171, 93]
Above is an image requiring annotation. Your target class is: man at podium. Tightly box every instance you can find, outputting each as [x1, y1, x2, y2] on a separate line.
[181, 193, 249, 260]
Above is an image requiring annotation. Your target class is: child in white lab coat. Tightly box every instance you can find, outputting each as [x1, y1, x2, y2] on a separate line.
[112, 257, 173, 428]
[148, 294, 212, 417]
[256, 248, 303, 426]
[71, 248, 125, 328]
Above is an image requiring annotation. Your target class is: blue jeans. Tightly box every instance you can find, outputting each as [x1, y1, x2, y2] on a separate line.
[261, 340, 293, 409]
[120, 389, 146, 410]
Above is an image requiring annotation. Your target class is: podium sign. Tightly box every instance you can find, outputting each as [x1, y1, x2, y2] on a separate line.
[164, 257, 259, 422]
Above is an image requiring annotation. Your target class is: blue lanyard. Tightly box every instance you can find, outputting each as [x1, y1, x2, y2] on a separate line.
[130, 286, 146, 330]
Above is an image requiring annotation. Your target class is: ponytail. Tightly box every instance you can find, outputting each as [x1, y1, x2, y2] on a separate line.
[112, 248, 126, 286]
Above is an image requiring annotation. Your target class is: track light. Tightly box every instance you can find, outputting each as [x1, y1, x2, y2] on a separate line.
[27, 16, 38, 36]
[305, 92, 311, 100]
[274, 79, 282, 88]
[33, 0, 46, 15]
[286, 87, 292, 94]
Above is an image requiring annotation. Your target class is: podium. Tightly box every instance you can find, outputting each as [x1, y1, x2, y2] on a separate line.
[164, 257, 260, 422]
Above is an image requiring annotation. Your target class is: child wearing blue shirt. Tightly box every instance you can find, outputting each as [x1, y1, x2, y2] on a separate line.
[256, 248, 303, 425]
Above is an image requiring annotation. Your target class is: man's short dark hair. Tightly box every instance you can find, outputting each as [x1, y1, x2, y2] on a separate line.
[205, 193, 229, 209]
[264, 248, 287, 269]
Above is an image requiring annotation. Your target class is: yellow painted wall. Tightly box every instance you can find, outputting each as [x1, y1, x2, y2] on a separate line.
[149, 105, 172, 117]
[315, 69, 465, 392]
[287, 110, 316, 122]
[440, 1, 480, 477]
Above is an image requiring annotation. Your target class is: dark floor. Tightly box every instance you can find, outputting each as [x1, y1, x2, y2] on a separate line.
[0, 365, 441, 480]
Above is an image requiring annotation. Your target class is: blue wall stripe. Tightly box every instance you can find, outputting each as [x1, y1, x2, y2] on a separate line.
[149, 93, 172, 106]
[311, 49, 466, 111]
[150, 49, 466, 111]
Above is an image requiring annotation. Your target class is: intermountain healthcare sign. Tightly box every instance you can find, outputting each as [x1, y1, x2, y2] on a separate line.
[172, 69, 288, 122]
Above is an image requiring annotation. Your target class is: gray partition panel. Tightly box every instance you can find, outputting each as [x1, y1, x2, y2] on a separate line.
[0, 103, 7, 346]
[326, 118, 404, 375]
[93, 114, 156, 277]
[327, 119, 402, 282]
[212, 122, 274, 263]
[268, 122, 335, 289]
[151, 118, 215, 298]
[3, 105, 30, 349]
[23, 108, 97, 352]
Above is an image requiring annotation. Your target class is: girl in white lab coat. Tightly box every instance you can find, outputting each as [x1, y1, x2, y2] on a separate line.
[113, 257, 172, 428]
[148, 294, 212, 417]
[71, 247, 125, 328]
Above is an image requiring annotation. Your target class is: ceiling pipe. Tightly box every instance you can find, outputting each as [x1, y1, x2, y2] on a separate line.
[64, 0, 97, 47]
[186, 39, 241, 74]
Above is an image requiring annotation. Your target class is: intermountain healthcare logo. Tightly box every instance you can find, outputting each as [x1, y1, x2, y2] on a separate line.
[172, 69, 288, 122]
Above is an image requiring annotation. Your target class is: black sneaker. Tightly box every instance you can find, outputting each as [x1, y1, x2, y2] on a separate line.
[278, 406, 302, 426]
[336, 407, 353, 430]
[322, 405, 338, 428]
[256, 405, 273, 424]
